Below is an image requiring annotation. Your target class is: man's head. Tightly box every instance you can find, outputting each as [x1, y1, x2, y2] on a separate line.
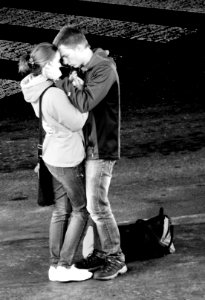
[53, 25, 92, 68]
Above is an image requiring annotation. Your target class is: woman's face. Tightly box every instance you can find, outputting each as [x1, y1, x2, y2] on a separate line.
[42, 51, 62, 81]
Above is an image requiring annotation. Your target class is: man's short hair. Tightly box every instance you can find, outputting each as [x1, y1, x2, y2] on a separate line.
[53, 25, 88, 48]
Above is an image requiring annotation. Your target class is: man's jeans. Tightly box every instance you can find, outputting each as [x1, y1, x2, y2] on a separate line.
[46, 162, 89, 267]
[85, 159, 125, 261]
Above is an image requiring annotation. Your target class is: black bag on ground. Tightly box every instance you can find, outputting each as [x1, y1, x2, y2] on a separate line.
[119, 207, 175, 262]
[37, 86, 55, 207]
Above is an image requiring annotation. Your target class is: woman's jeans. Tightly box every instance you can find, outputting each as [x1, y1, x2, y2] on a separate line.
[46, 162, 89, 267]
[85, 159, 125, 261]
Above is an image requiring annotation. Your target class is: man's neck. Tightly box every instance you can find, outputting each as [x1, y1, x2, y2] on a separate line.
[83, 48, 93, 66]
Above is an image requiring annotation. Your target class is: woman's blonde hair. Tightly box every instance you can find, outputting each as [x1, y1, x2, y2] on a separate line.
[18, 42, 58, 75]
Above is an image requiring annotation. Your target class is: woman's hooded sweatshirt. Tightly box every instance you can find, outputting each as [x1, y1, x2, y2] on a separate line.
[20, 74, 88, 167]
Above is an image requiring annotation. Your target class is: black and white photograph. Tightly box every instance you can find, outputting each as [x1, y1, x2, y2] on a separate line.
[0, 0, 205, 299]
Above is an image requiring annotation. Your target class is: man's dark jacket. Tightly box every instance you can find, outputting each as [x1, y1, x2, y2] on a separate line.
[56, 48, 121, 160]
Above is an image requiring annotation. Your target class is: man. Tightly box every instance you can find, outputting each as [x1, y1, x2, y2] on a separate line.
[51, 25, 127, 280]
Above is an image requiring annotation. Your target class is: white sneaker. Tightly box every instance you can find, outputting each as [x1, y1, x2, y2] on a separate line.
[48, 266, 58, 282]
[56, 265, 93, 282]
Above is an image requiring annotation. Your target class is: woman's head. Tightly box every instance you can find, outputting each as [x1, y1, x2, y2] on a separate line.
[19, 42, 61, 79]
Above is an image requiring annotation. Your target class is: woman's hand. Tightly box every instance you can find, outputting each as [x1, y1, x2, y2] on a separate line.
[42, 62, 62, 82]
[34, 163, 40, 178]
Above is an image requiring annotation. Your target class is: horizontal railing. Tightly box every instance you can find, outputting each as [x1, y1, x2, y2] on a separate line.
[0, 1, 205, 29]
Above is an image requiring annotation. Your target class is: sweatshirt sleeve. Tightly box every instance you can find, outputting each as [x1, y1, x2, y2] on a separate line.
[57, 63, 116, 113]
[43, 87, 88, 132]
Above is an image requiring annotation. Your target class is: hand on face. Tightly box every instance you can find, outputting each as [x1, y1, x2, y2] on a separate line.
[42, 62, 62, 81]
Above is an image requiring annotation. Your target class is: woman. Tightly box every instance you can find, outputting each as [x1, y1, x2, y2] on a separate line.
[19, 42, 92, 282]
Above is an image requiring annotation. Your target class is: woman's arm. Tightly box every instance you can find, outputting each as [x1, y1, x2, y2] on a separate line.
[43, 87, 88, 132]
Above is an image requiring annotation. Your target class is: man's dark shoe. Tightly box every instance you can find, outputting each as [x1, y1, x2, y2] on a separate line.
[75, 250, 105, 271]
[93, 258, 127, 280]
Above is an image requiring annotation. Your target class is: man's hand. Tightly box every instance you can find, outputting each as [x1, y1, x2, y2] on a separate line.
[69, 71, 84, 90]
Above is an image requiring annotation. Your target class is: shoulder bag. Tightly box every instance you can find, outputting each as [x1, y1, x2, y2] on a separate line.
[37, 86, 55, 206]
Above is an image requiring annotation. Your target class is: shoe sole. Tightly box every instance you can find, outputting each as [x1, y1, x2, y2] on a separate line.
[57, 271, 93, 282]
[49, 277, 59, 282]
[49, 271, 93, 282]
[57, 275, 93, 282]
[48, 271, 58, 282]
[93, 265, 128, 281]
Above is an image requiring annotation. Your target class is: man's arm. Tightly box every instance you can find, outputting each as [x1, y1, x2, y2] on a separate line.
[57, 64, 116, 113]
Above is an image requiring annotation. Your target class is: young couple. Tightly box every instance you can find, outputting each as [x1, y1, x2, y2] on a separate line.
[19, 25, 127, 282]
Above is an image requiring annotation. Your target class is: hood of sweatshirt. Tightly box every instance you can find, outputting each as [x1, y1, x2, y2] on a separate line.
[20, 74, 53, 117]
[82, 48, 116, 71]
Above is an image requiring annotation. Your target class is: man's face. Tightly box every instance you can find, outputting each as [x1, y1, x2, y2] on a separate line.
[59, 45, 84, 68]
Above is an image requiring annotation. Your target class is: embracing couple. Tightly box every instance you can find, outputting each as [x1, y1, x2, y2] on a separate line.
[19, 25, 127, 282]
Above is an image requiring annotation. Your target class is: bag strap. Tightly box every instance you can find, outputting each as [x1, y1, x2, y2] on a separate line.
[38, 86, 53, 159]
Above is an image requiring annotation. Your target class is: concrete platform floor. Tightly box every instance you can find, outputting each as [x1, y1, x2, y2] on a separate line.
[0, 222, 204, 300]
[1, 113, 205, 300]
[0, 155, 205, 300]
